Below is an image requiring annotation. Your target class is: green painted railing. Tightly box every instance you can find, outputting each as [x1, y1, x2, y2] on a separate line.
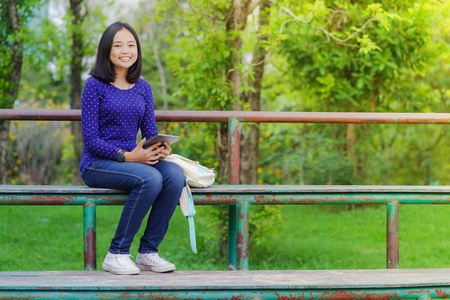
[0, 109, 449, 272]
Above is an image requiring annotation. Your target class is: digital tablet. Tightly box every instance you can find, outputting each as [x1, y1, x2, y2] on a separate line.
[143, 134, 181, 149]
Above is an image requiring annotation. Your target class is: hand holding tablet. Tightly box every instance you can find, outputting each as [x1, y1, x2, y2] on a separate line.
[143, 134, 181, 149]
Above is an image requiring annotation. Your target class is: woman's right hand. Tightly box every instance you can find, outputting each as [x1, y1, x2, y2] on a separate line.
[124, 138, 163, 165]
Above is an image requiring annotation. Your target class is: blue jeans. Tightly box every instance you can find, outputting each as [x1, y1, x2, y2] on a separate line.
[82, 159, 185, 254]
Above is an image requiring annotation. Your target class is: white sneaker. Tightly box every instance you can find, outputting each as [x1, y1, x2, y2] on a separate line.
[101, 252, 140, 275]
[136, 253, 176, 273]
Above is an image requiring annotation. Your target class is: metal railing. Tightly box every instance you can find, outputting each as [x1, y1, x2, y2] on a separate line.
[1, 109, 449, 271]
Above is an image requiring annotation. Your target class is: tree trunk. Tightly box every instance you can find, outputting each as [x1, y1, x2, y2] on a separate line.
[69, 0, 84, 184]
[148, 19, 168, 132]
[215, 0, 254, 260]
[217, 123, 229, 260]
[6, 0, 22, 107]
[225, 0, 250, 112]
[240, 0, 271, 184]
[0, 121, 11, 184]
[346, 123, 356, 163]
[0, 0, 23, 184]
[221, 0, 252, 184]
[217, 123, 229, 184]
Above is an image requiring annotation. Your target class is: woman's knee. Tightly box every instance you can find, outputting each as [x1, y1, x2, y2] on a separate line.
[135, 168, 163, 193]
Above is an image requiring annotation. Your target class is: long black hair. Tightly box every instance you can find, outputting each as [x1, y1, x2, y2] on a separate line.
[90, 21, 142, 84]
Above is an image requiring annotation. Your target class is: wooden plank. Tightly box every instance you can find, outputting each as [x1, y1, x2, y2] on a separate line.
[1, 269, 450, 290]
[0, 185, 126, 194]
[1, 185, 449, 194]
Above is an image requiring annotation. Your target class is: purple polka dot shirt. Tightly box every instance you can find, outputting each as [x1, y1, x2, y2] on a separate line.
[80, 76, 158, 177]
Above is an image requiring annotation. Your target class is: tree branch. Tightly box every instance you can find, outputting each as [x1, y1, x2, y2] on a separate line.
[248, 0, 262, 16]
[425, 132, 447, 152]
[174, 0, 204, 49]
[279, 5, 377, 46]
[148, 20, 168, 110]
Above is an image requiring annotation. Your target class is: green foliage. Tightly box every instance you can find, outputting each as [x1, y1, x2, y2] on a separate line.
[157, 121, 218, 170]
[261, 0, 450, 185]
[3, 1, 448, 188]
[150, 0, 287, 247]
[161, 2, 237, 111]
[4, 1, 109, 185]
[156, 0, 277, 112]
[26, 5, 106, 89]
[258, 123, 360, 185]
[368, 124, 449, 185]
[154, 0, 287, 251]
[279, 0, 447, 112]
[0, 0, 42, 108]
[131, 1, 200, 110]
[7, 97, 74, 185]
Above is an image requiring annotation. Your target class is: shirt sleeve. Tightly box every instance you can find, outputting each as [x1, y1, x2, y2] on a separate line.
[140, 81, 158, 140]
[81, 77, 119, 160]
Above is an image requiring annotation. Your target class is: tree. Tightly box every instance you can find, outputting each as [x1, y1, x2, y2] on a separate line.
[268, 0, 449, 185]
[239, 0, 272, 184]
[0, 0, 40, 184]
[159, 0, 270, 184]
[68, 0, 86, 184]
[155, 0, 279, 260]
[39, 0, 106, 183]
[155, 0, 394, 260]
[131, 1, 182, 112]
[3, 0, 107, 185]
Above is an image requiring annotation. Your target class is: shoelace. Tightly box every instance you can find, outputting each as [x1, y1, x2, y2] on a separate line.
[115, 254, 135, 267]
[143, 254, 168, 265]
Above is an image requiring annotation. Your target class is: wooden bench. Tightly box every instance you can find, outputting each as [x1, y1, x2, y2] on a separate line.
[1, 184, 449, 272]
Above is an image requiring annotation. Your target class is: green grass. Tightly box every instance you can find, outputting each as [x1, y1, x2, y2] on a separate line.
[251, 204, 450, 270]
[1, 204, 449, 271]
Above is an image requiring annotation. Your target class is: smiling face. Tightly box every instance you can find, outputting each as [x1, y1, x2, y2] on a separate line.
[110, 28, 138, 74]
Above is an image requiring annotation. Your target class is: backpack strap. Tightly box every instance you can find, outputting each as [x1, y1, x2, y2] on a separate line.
[185, 178, 197, 254]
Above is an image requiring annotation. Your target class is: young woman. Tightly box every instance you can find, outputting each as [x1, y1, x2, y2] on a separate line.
[80, 21, 185, 275]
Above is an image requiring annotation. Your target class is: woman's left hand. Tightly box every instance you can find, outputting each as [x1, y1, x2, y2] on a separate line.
[158, 142, 172, 160]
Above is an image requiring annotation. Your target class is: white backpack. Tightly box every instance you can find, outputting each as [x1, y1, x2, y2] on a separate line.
[163, 154, 215, 253]
[164, 154, 215, 188]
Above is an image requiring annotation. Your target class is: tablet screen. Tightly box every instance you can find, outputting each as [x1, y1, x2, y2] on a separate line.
[143, 134, 181, 149]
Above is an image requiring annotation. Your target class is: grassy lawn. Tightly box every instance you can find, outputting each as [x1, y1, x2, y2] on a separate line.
[252, 205, 450, 270]
[1, 204, 449, 271]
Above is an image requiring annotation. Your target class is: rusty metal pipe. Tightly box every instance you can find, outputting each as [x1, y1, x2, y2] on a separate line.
[1, 109, 450, 124]
[192, 194, 450, 206]
[1, 193, 449, 206]
[386, 201, 399, 269]
[228, 117, 240, 184]
[228, 117, 241, 270]
[2, 286, 450, 299]
[83, 202, 97, 271]
[236, 201, 250, 271]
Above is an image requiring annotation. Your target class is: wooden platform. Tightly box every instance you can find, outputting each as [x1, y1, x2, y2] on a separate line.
[1, 269, 450, 299]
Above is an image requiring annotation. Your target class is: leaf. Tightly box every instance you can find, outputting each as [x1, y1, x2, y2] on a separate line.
[357, 78, 365, 89]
